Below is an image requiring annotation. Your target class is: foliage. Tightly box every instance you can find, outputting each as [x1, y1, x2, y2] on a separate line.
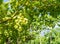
[0, 0, 60, 44]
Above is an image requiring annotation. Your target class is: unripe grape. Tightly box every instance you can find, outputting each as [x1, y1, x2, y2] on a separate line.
[16, 1, 18, 6]
[14, 25, 18, 29]
[4, 30, 9, 37]
[26, 1, 29, 5]
[18, 26, 22, 32]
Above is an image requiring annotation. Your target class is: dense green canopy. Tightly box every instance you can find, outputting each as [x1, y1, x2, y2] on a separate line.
[0, 0, 60, 44]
